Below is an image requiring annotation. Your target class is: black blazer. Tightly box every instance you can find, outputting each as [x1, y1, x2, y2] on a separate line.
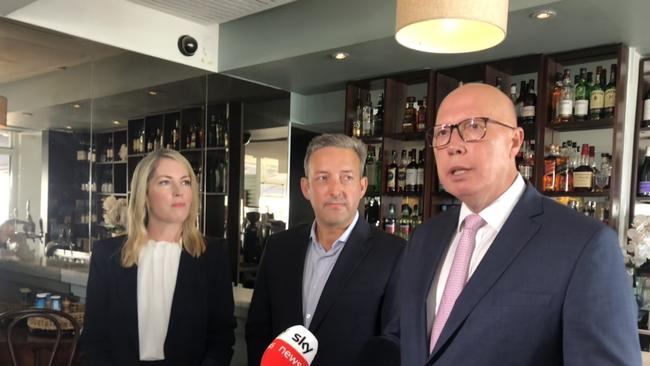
[79, 236, 236, 366]
[245, 219, 405, 366]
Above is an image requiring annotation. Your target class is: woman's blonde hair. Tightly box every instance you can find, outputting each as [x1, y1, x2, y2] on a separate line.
[121, 149, 205, 267]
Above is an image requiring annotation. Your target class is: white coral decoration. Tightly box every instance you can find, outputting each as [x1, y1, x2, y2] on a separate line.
[626, 215, 650, 268]
[102, 195, 128, 233]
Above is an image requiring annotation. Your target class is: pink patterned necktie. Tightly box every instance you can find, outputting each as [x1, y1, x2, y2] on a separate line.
[429, 214, 486, 353]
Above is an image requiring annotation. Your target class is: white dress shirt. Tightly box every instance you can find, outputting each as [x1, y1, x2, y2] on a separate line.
[426, 175, 526, 336]
[137, 240, 182, 361]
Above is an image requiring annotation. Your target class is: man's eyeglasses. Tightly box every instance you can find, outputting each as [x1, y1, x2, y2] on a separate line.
[426, 117, 516, 149]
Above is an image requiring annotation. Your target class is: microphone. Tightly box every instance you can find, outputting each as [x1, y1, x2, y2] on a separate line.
[358, 336, 400, 366]
[261, 325, 318, 366]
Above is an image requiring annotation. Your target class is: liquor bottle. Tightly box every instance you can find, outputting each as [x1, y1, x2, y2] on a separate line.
[375, 93, 384, 136]
[191, 123, 198, 148]
[207, 114, 216, 147]
[399, 204, 412, 239]
[639, 146, 650, 197]
[589, 70, 604, 120]
[574, 68, 589, 121]
[384, 203, 397, 234]
[559, 70, 574, 123]
[573, 144, 594, 192]
[198, 123, 204, 148]
[171, 119, 180, 150]
[509, 83, 517, 104]
[416, 149, 425, 192]
[603, 64, 617, 118]
[643, 89, 650, 128]
[412, 204, 423, 227]
[387, 150, 398, 193]
[402, 97, 416, 133]
[362, 93, 373, 137]
[551, 73, 563, 123]
[138, 127, 146, 153]
[106, 136, 113, 161]
[352, 94, 362, 138]
[543, 144, 557, 191]
[375, 148, 383, 193]
[146, 129, 154, 152]
[516, 80, 526, 124]
[405, 149, 418, 192]
[154, 128, 162, 150]
[589, 146, 597, 172]
[600, 153, 611, 190]
[416, 100, 427, 132]
[555, 143, 573, 192]
[365, 145, 378, 194]
[397, 149, 408, 192]
[521, 79, 536, 125]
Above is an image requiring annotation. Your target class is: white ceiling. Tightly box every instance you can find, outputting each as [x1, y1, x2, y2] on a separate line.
[127, 0, 298, 25]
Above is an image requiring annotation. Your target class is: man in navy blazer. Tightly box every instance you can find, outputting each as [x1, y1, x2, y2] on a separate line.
[393, 83, 640, 365]
[246, 134, 405, 366]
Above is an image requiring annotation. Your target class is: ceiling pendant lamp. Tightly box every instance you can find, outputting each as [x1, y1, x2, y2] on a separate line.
[0, 96, 6, 127]
[395, 0, 509, 53]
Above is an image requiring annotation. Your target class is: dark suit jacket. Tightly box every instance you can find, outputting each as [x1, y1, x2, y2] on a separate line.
[79, 236, 236, 366]
[245, 219, 405, 366]
[392, 185, 640, 365]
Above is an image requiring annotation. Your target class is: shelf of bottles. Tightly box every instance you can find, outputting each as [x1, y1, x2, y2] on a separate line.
[541, 44, 626, 227]
[109, 104, 231, 238]
[631, 57, 650, 220]
[347, 73, 431, 240]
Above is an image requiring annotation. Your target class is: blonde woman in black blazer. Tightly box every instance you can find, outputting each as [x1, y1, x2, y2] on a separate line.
[79, 149, 235, 365]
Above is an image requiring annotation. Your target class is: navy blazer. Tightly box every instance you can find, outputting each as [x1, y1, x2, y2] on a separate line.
[393, 185, 640, 366]
[79, 236, 236, 366]
[245, 219, 405, 366]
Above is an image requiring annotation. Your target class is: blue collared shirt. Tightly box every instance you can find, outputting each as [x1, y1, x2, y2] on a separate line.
[302, 212, 359, 328]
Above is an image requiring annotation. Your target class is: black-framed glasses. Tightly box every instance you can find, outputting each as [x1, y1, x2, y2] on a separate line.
[426, 117, 516, 149]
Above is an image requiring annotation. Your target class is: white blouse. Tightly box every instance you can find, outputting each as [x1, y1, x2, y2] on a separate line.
[137, 240, 182, 361]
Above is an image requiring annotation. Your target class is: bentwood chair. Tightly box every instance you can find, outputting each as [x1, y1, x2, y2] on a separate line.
[0, 308, 80, 366]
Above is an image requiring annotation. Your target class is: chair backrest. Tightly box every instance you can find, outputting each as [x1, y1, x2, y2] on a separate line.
[0, 308, 80, 366]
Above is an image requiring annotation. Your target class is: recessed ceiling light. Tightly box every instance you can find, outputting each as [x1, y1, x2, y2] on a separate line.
[73, 104, 81, 109]
[530, 9, 557, 20]
[112, 120, 121, 125]
[148, 90, 158, 96]
[65, 125, 72, 130]
[331, 51, 350, 61]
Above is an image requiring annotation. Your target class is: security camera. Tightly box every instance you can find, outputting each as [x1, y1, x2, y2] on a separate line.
[178, 35, 198, 56]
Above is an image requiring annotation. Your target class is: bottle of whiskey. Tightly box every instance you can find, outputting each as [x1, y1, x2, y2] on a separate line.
[416, 99, 427, 132]
[555, 143, 573, 192]
[397, 149, 408, 192]
[416, 149, 425, 192]
[405, 149, 418, 192]
[352, 94, 362, 138]
[362, 93, 373, 137]
[574, 68, 589, 121]
[171, 119, 180, 150]
[589, 70, 604, 120]
[603, 64, 617, 119]
[365, 145, 377, 194]
[384, 203, 397, 234]
[638, 146, 650, 197]
[399, 204, 412, 239]
[138, 127, 146, 153]
[521, 79, 536, 125]
[387, 150, 398, 193]
[573, 144, 594, 192]
[402, 97, 416, 133]
[543, 145, 557, 191]
[559, 70, 574, 123]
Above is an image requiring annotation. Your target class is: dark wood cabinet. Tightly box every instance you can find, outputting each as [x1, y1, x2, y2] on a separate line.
[344, 44, 629, 232]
